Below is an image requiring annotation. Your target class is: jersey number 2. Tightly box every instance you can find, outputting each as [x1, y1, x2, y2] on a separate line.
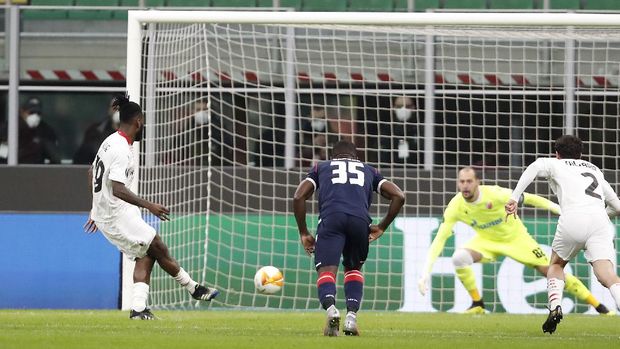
[93, 155, 105, 193]
[581, 172, 602, 200]
[331, 160, 364, 186]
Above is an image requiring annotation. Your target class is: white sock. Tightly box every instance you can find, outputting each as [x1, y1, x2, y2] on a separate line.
[174, 267, 199, 293]
[547, 278, 565, 310]
[132, 282, 149, 312]
[609, 283, 620, 310]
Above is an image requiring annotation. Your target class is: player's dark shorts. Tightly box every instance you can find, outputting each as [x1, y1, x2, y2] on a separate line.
[314, 212, 370, 270]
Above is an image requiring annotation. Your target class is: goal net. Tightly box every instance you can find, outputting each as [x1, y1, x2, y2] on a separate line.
[126, 11, 620, 313]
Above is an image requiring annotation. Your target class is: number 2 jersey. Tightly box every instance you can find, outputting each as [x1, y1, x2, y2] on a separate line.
[90, 131, 136, 223]
[304, 158, 386, 223]
[510, 157, 620, 214]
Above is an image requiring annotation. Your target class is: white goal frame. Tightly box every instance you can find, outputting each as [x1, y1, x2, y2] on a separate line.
[123, 10, 620, 310]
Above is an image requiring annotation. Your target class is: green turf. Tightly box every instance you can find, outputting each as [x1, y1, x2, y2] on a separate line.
[0, 310, 618, 349]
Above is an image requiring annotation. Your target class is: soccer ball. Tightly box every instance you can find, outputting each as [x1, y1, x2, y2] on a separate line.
[254, 266, 284, 294]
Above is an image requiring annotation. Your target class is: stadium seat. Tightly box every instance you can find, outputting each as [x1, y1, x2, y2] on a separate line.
[348, 0, 393, 12]
[584, 0, 620, 10]
[489, 0, 535, 9]
[394, 0, 441, 12]
[303, 0, 347, 12]
[69, 0, 117, 20]
[443, 0, 487, 9]
[23, 0, 72, 20]
[166, 0, 209, 7]
[257, 0, 301, 10]
[549, 0, 581, 9]
[212, 0, 257, 7]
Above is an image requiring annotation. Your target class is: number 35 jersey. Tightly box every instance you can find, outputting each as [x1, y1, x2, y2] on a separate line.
[90, 131, 136, 223]
[511, 157, 620, 214]
[305, 158, 386, 223]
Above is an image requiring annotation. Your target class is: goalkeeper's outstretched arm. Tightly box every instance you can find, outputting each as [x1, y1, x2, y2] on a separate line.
[418, 218, 455, 295]
[522, 192, 561, 215]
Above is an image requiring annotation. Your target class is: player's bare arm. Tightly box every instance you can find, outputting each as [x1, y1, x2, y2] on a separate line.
[293, 179, 316, 255]
[84, 165, 98, 233]
[370, 181, 405, 242]
[111, 180, 170, 221]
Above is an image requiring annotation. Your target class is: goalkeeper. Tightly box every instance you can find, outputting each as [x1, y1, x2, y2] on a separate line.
[418, 167, 612, 315]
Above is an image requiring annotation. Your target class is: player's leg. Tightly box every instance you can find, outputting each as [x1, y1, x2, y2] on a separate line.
[130, 255, 156, 320]
[457, 237, 497, 313]
[591, 260, 620, 310]
[508, 233, 609, 314]
[542, 251, 568, 334]
[314, 213, 346, 336]
[340, 215, 371, 336]
[147, 235, 218, 301]
[585, 222, 620, 310]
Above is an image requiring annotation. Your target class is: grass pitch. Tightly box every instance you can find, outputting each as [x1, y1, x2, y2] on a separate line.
[0, 310, 618, 349]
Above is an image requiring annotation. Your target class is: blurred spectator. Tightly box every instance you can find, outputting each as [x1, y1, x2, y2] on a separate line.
[73, 96, 120, 164]
[379, 96, 421, 166]
[168, 98, 233, 166]
[300, 106, 358, 165]
[0, 97, 61, 164]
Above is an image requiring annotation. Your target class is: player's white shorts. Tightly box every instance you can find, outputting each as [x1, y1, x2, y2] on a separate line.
[96, 205, 156, 261]
[553, 210, 615, 263]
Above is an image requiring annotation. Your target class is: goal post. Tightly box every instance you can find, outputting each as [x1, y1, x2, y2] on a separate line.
[125, 10, 620, 312]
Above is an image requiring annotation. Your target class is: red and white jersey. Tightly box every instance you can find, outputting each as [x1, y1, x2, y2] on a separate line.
[511, 157, 620, 214]
[90, 131, 136, 223]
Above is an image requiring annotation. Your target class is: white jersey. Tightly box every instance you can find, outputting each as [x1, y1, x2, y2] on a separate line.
[511, 157, 620, 214]
[90, 131, 136, 223]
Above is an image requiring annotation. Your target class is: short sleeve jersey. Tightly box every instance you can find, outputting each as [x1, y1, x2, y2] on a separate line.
[517, 158, 616, 213]
[305, 158, 386, 222]
[90, 132, 136, 222]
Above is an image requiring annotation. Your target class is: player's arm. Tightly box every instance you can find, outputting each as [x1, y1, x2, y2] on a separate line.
[506, 158, 551, 218]
[600, 178, 620, 217]
[292, 179, 316, 255]
[84, 165, 98, 233]
[418, 215, 456, 295]
[522, 193, 561, 215]
[369, 181, 405, 242]
[111, 181, 169, 221]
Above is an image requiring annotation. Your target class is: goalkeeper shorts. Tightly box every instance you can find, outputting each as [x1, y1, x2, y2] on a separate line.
[463, 232, 549, 268]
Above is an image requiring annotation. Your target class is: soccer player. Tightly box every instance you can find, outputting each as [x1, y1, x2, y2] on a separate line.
[506, 135, 620, 334]
[293, 140, 405, 336]
[418, 166, 611, 316]
[83, 94, 218, 320]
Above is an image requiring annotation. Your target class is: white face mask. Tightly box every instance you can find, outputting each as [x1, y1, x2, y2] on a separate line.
[394, 106, 412, 121]
[26, 113, 41, 128]
[112, 111, 120, 124]
[194, 110, 209, 125]
[311, 119, 326, 132]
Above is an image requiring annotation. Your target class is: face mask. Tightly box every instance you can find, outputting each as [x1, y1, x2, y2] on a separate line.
[398, 139, 410, 159]
[112, 111, 120, 125]
[311, 119, 326, 132]
[26, 113, 41, 128]
[194, 110, 209, 125]
[394, 106, 412, 122]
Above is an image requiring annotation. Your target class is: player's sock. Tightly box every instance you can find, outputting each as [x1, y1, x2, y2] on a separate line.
[317, 271, 336, 310]
[173, 267, 199, 293]
[455, 267, 482, 302]
[344, 270, 364, 313]
[131, 282, 150, 312]
[564, 274, 599, 307]
[547, 278, 565, 310]
[609, 283, 620, 310]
